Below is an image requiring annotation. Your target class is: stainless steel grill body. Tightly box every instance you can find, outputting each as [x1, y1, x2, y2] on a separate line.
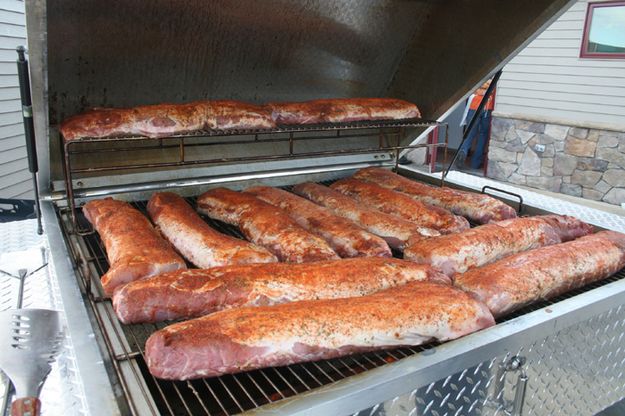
[44, 169, 625, 416]
[355, 302, 625, 416]
[25, 0, 625, 414]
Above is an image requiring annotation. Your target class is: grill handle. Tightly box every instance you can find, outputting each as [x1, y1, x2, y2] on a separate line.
[442, 69, 502, 181]
[16, 46, 42, 235]
[490, 355, 528, 415]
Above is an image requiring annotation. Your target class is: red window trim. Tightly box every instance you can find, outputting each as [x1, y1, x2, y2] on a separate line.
[580, 0, 625, 59]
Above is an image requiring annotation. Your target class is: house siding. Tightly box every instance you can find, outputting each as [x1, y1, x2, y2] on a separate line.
[494, 0, 625, 131]
[0, 0, 30, 199]
[487, 0, 625, 206]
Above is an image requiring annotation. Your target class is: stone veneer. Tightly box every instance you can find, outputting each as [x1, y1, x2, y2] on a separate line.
[487, 117, 625, 206]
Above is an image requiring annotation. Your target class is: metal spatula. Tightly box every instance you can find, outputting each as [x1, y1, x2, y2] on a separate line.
[0, 309, 63, 416]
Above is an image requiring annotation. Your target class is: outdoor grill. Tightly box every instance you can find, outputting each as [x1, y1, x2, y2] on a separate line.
[21, 0, 625, 414]
[56, 189, 625, 416]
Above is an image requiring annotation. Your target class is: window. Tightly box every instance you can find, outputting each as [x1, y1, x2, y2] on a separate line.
[580, 1, 625, 58]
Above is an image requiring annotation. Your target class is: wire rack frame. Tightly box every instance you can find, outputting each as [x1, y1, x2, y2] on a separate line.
[59, 119, 447, 235]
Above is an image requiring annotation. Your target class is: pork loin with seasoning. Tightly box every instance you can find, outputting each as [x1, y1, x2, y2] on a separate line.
[455, 231, 625, 317]
[60, 100, 274, 141]
[208, 100, 274, 130]
[292, 182, 439, 250]
[113, 257, 450, 324]
[145, 281, 494, 379]
[268, 98, 420, 125]
[245, 186, 391, 258]
[405, 215, 593, 275]
[331, 178, 469, 234]
[353, 167, 517, 224]
[197, 188, 339, 262]
[82, 198, 186, 296]
[147, 192, 277, 268]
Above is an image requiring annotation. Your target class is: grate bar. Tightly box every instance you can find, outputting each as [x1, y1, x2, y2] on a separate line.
[362, 353, 384, 368]
[201, 379, 230, 415]
[295, 363, 324, 388]
[323, 359, 352, 379]
[67, 130, 402, 155]
[231, 374, 261, 408]
[269, 367, 299, 396]
[257, 369, 287, 400]
[244, 372, 272, 403]
[125, 324, 176, 415]
[115, 351, 142, 361]
[217, 376, 246, 413]
[283, 366, 313, 391]
[309, 361, 338, 384]
[186, 381, 211, 416]
[170, 381, 194, 416]
[341, 356, 368, 373]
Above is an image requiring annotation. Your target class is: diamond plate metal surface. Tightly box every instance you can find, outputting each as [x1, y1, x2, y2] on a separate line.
[357, 304, 625, 416]
[427, 170, 625, 233]
[0, 219, 88, 416]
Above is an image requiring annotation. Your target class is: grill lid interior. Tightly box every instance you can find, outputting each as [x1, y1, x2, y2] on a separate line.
[29, 0, 574, 189]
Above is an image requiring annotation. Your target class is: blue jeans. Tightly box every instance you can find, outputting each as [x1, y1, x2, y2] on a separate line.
[459, 109, 491, 169]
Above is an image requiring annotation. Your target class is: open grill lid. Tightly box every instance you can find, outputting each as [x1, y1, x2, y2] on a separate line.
[26, 0, 575, 192]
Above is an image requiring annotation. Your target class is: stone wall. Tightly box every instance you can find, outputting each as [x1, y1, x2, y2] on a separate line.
[487, 117, 625, 205]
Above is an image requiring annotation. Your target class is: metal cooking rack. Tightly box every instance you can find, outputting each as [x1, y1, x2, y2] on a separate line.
[55, 191, 625, 416]
[59, 118, 446, 234]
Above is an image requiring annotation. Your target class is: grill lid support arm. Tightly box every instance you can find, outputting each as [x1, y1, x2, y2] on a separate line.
[442, 69, 502, 184]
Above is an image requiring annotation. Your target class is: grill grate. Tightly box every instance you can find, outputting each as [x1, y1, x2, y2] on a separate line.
[57, 189, 625, 416]
[64, 118, 438, 143]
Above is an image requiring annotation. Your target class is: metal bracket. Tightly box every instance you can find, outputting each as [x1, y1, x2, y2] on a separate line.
[442, 69, 503, 183]
[489, 355, 528, 416]
[481, 185, 524, 214]
[16, 46, 43, 235]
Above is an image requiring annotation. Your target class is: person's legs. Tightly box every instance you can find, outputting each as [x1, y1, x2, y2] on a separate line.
[457, 109, 477, 165]
[470, 110, 491, 169]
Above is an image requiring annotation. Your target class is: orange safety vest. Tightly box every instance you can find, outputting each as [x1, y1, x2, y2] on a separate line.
[469, 89, 495, 111]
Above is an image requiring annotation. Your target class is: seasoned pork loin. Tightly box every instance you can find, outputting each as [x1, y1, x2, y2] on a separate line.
[129, 101, 214, 137]
[147, 192, 277, 268]
[353, 167, 517, 224]
[292, 182, 440, 250]
[331, 178, 469, 234]
[60, 100, 275, 141]
[207, 100, 274, 130]
[145, 281, 494, 379]
[405, 215, 593, 275]
[197, 187, 338, 262]
[245, 186, 391, 258]
[113, 257, 450, 324]
[268, 98, 420, 125]
[82, 198, 186, 296]
[455, 231, 625, 318]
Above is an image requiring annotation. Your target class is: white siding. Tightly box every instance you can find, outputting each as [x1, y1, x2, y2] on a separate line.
[0, 0, 30, 199]
[495, 0, 625, 131]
